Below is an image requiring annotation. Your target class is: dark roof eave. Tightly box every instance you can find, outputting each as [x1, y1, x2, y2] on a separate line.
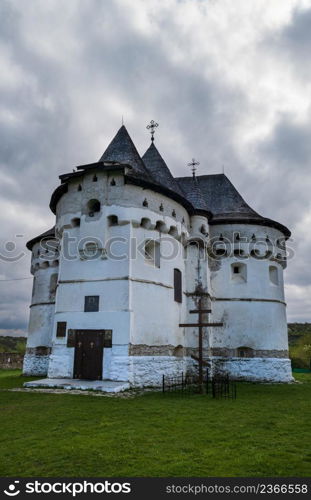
[26, 227, 56, 250]
[209, 216, 291, 238]
[50, 183, 68, 214]
[194, 208, 213, 218]
[75, 161, 131, 171]
[59, 163, 130, 182]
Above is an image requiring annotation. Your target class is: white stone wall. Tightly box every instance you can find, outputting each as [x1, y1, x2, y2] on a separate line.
[23, 239, 58, 376]
[128, 356, 188, 387]
[129, 224, 187, 348]
[206, 223, 290, 381]
[49, 173, 191, 380]
[183, 216, 210, 351]
[56, 173, 190, 229]
[211, 357, 293, 382]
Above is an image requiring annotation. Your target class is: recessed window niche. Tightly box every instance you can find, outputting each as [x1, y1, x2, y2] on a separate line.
[144, 239, 160, 268]
[231, 262, 247, 283]
[87, 199, 101, 217]
[269, 265, 279, 285]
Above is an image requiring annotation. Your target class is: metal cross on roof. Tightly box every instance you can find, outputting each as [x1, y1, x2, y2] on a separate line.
[188, 158, 200, 178]
[146, 120, 159, 142]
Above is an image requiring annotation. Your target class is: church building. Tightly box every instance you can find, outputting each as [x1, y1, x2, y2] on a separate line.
[23, 123, 293, 385]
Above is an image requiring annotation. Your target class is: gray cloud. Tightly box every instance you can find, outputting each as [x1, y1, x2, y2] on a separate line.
[270, 5, 311, 76]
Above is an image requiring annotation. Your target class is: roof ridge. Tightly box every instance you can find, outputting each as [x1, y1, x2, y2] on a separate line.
[142, 142, 184, 196]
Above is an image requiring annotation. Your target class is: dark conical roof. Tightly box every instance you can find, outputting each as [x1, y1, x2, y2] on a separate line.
[182, 176, 210, 213]
[99, 125, 150, 177]
[142, 142, 184, 196]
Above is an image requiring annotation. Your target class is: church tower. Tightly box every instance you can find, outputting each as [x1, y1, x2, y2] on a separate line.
[23, 123, 292, 384]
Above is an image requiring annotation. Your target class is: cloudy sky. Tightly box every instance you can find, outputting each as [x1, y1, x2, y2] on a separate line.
[0, 0, 311, 335]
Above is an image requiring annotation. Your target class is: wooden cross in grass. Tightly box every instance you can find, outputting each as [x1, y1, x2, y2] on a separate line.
[179, 297, 223, 388]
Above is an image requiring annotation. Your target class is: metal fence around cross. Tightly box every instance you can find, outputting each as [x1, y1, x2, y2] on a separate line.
[211, 373, 237, 399]
[162, 372, 208, 395]
[162, 371, 237, 399]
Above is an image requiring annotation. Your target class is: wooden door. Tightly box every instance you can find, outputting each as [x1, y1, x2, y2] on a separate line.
[74, 331, 103, 380]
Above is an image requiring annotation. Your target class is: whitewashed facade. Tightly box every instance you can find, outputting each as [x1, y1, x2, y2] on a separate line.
[23, 125, 293, 384]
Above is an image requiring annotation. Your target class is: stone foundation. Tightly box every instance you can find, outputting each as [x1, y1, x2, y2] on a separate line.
[128, 355, 189, 386]
[23, 353, 50, 376]
[23, 348, 294, 385]
[210, 357, 293, 382]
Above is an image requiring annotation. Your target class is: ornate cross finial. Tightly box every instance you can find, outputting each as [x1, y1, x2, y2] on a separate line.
[146, 120, 158, 142]
[188, 158, 200, 178]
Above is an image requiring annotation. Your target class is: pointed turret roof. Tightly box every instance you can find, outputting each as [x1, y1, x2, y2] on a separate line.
[142, 142, 184, 196]
[99, 125, 150, 178]
[182, 176, 210, 214]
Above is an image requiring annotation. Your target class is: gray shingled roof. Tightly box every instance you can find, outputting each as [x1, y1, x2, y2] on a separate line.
[99, 125, 152, 180]
[180, 176, 209, 213]
[177, 174, 262, 218]
[142, 142, 184, 196]
[177, 174, 290, 236]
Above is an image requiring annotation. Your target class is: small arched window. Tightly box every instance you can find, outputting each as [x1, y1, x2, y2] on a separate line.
[78, 184, 82, 191]
[237, 347, 254, 358]
[234, 248, 245, 257]
[141, 218, 152, 229]
[92, 175, 98, 182]
[87, 199, 101, 216]
[155, 221, 166, 233]
[71, 218, 80, 227]
[108, 215, 118, 226]
[173, 345, 184, 357]
[216, 248, 227, 257]
[168, 226, 179, 238]
[231, 262, 247, 282]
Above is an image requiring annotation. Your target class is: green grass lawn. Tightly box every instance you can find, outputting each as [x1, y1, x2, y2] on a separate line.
[0, 370, 310, 477]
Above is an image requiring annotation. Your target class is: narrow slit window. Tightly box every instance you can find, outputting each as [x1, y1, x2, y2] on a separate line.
[174, 269, 182, 303]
